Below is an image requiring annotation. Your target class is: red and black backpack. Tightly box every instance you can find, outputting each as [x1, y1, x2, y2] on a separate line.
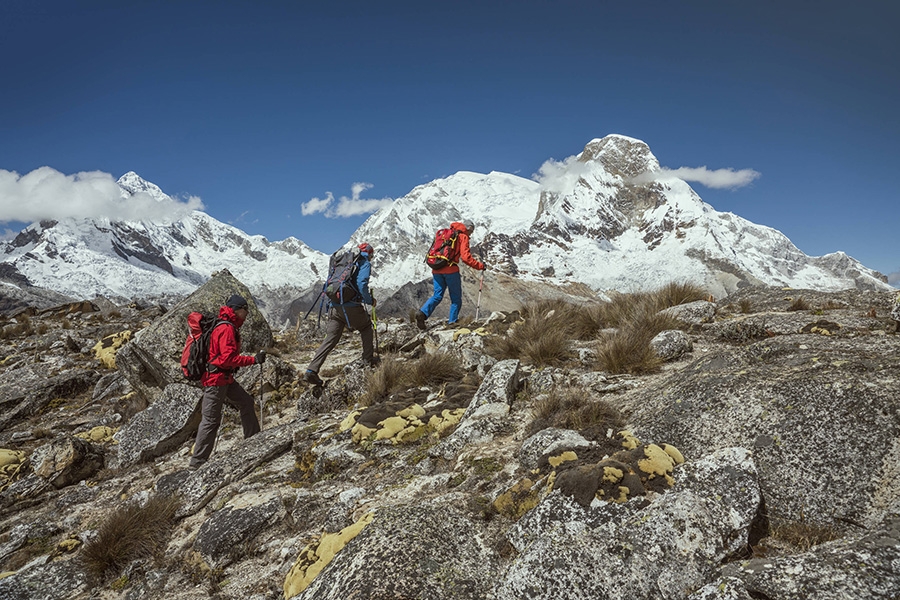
[180, 312, 234, 380]
[425, 228, 460, 270]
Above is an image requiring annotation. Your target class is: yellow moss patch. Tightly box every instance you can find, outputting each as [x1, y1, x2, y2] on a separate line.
[428, 407, 465, 436]
[602, 466, 624, 483]
[613, 486, 630, 503]
[339, 410, 362, 432]
[0, 449, 25, 468]
[350, 422, 376, 444]
[638, 444, 676, 478]
[0, 572, 16, 581]
[661, 444, 684, 464]
[618, 430, 640, 450]
[57, 538, 81, 553]
[75, 426, 118, 443]
[548, 451, 578, 468]
[397, 404, 425, 419]
[374, 416, 409, 441]
[283, 512, 374, 599]
[91, 330, 132, 369]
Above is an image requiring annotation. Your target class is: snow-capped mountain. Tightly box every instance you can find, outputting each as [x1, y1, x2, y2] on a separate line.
[352, 135, 889, 297]
[1, 172, 329, 324]
[2, 135, 891, 325]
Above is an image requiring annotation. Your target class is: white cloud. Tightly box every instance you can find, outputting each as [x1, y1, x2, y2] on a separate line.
[532, 156, 594, 194]
[301, 183, 393, 218]
[632, 166, 761, 189]
[0, 167, 203, 224]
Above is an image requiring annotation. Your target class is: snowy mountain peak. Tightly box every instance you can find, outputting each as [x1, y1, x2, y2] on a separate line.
[117, 171, 170, 203]
[578, 134, 660, 178]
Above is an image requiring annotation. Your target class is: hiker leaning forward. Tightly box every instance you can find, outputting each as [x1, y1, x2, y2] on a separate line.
[304, 243, 377, 386]
[189, 294, 265, 470]
[416, 220, 485, 330]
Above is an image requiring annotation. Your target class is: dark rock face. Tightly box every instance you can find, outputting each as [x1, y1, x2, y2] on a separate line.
[30, 435, 104, 489]
[194, 496, 284, 569]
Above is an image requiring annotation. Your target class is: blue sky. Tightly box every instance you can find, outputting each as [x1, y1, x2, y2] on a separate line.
[1, 1, 898, 283]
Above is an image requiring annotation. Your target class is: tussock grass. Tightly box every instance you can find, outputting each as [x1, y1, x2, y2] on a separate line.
[739, 299, 753, 314]
[768, 517, 842, 552]
[360, 352, 465, 407]
[651, 281, 709, 310]
[527, 386, 624, 437]
[788, 296, 809, 311]
[81, 494, 181, 580]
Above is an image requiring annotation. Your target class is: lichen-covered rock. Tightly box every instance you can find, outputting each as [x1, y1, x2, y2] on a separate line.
[116, 269, 273, 403]
[296, 367, 368, 420]
[650, 329, 693, 361]
[0, 365, 99, 432]
[660, 300, 716, 325]
[91, 329, 132, 369]
[171, 421, 294, 517]
[704, 515, 900, 600]
[30, 435, 104, 489]
[0, 557, 89, 600]
[496, 448, 761, 600]
[287, 499, 499, 600]
[461, 358, 520, 421]
[194, 493, 284, 569]
[625, 333, 900, 528]
[114, 383, 201, 467]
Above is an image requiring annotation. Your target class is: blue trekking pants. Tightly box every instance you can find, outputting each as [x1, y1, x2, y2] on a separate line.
[421, 271, 462, 323]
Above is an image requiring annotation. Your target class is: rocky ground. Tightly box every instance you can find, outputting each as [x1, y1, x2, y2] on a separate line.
[0, 277, 898, 600]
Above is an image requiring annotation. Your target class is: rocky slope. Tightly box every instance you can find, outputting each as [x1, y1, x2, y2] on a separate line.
[0, 277, 898, 600]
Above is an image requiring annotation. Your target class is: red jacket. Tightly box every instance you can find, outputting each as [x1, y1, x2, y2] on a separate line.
[201, 306, 256, 387]
[432, 221, 484, 274]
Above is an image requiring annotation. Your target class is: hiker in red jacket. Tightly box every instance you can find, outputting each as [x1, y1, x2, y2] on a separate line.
[189, 294, 265, 470]
[416, 220, 485, 330]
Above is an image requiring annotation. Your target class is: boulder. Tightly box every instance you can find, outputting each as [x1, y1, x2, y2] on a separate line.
[30, 435, 104, 489]
[495, 448, 762, 600]
[114, 383, 202, 467]
[116, 270, 273, 403]
[194, 493, 285, 569]
[625, 333, 900, 528]
[650, 329, 693, 361]
[659, 300, 717, 326]
[286, 499, 499, 600]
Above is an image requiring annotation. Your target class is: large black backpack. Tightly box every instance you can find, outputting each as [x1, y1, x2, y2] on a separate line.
[324, 249, 362, 305]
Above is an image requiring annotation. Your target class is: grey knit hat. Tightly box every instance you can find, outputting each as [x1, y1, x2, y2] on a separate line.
[225, 294, 249, 311]
[462, 220, 475, 234]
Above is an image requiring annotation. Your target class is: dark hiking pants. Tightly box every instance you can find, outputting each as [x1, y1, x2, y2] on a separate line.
[306, 305, 374, 374]
[190, 382, 261, 467]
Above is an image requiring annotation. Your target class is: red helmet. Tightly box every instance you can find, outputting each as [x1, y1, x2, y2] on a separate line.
[358, 243, 374, 256]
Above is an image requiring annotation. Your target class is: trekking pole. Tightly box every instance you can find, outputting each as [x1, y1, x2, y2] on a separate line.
[258, 361, 264, 431]
[371, 303, 380, 355]
[475, 270, 485, 322]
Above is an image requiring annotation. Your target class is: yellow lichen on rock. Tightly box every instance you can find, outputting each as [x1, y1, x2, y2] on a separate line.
[75, 426, 118, 443]
[428, 408, 465, 436]
[397, 404, 425, 419]
[0, 449, 24, 468]
[613, 486, 630, 503]
[548, 451, 578, 468]
[638, 444, 676, 479]
[91, 330, 132, 369]
[283, 512, 374, 599]
[493, 478, 540, 518]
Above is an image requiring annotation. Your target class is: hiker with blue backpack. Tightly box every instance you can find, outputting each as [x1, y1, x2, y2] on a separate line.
[416, 220, 485, 330]
[303, 243, 378, 386]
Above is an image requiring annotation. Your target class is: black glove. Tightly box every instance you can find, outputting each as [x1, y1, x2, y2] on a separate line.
[254, 351, 266, 364]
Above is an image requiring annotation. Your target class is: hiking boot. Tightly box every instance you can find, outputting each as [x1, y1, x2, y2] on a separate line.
[365, 356, 381, 368]
[303, 370, 324, 386]
[415, 310, 427, 331]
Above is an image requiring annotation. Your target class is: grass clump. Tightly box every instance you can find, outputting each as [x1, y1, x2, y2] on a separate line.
[80, 494, 181, 580]
[359, 352, 465, 407]
[596, 311, 681, 375]
[527, 386, 624, 437]
[768, 516, 841, 552]
[787, 296, 809, 311]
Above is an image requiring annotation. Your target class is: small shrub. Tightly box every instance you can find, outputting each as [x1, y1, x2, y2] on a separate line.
[359, 356, 413, 407]
[485, 300, 574, 366]
[787, 296, 809, 311]
[739, 299, 753, 314]
[595, 311, 679, 375]
[81, 494, 181, 580]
